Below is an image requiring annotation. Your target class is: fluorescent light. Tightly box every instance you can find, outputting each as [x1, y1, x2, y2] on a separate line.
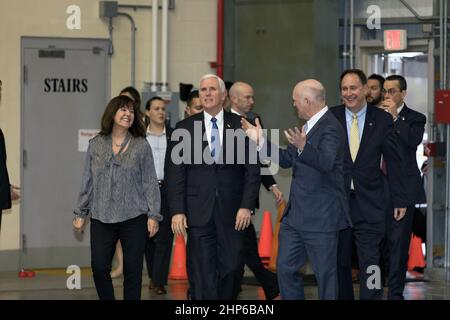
[388, 52, 425, 58]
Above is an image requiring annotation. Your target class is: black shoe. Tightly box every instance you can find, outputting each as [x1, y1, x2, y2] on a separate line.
[186, 288, 191, 300]
[264, 287, 280, 300]
[154, 285, 167, 295]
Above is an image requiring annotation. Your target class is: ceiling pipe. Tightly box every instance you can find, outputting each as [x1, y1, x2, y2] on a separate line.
[216, 0, 224, 78]
[151, 0, 158, 92]
[208, 0, 224, 78]
[343, 0, 348, 70]
[117, 12, 136, 87]
[399, 0, 439, 21]
[349, 0, 354, 69]
[161, 0, 169, 92]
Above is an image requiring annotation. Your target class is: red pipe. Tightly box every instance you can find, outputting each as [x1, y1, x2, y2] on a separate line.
[216, 0, 224, 78]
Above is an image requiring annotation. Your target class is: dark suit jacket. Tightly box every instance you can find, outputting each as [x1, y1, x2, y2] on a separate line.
[245, 112, 277, 210]
[394, 105, 426, 205]
[0, 128, 11, 211]
[272, 110, 350, 232]
[166, 111, 261, 227]
[331, 104, 408, 225]
[162, 127, 174, 180]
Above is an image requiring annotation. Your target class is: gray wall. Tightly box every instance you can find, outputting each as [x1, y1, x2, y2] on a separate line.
[224, 0, 340, 231]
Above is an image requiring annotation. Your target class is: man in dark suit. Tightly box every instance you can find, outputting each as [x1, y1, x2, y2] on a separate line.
[331, 69, 407, 300]
[0, 128, 20, 230]
[366, 74, 385, 107]
[228, 81, 282, 300]
[380, 75, 426, 300]
[243, 79, 351, 299]
[167, 74, 260, 300]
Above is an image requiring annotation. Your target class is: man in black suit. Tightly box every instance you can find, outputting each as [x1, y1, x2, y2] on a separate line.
[228, 81, 282, 300]
[380, 75, 426, 300]
[0, 128, 20, 230]
[331, 69, 407, 300]
[167, 74, 260, 300]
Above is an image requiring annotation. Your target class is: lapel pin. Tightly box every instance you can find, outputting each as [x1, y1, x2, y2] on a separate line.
[226, 124, 231, 128]
[369, 122, 373, 126]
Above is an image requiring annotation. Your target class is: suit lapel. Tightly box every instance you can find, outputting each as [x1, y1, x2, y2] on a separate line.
[334, 106, 352, 163]
[306, 110, 328, 139]
[165, 127, 173, 144]
[355, 105, 375, 162]
[194, 112, 211, 163]
[399, 104, 409, 121]
[221, 111, 234, 163]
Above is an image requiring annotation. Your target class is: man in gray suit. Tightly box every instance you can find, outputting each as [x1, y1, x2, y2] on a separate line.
[242, 79, 351, 299]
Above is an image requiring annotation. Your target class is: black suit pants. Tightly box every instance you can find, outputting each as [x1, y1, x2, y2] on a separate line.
[232, 223, 279, 299]
[145, 184, 173, 286]
[187, 203, 245, 300]
[90, 214, 148, 300]
[387, 205, 415, 300]
[338, 195, 385, 300]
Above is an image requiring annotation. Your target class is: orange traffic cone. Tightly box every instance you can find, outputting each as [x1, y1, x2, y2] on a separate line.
[407, 234, 426, 271]
[268, 200, 286, 272]
[258, 211, 273, 268]
[168, 235, 188, 280]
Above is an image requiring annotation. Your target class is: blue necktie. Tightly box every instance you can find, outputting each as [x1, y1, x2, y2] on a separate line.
[210, 117, 220, 162]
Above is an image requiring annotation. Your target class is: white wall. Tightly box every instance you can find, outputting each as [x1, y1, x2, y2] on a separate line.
[0, 0, 217, 250]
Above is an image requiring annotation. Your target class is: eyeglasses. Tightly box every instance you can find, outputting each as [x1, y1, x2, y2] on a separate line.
[382, 88, 401, 95]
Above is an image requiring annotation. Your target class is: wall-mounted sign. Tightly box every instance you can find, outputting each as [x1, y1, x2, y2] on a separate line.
[384, 30, 407, 51]
[78, 129, 100, 152]
[44, 78, 88, 93]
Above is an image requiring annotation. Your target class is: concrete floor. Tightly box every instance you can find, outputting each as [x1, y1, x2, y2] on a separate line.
[0, 268, 449, 300]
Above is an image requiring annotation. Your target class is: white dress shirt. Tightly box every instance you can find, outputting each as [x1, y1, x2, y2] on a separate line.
[203, 109, 224, 151]
[305, 106, 329, 134]
[146, 128, 166, 180]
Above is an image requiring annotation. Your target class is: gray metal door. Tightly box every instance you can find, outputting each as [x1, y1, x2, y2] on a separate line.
[21, 37, 110, 268]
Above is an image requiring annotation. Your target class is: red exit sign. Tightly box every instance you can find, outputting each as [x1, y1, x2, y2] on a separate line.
[384, 30, 407, 51]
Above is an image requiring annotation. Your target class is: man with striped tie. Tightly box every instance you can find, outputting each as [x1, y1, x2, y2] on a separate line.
[166, 74, 260, 300]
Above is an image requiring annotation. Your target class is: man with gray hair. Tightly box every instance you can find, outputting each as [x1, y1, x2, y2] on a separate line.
[166, 74, 260, 299]
[242, 79, 350, 299]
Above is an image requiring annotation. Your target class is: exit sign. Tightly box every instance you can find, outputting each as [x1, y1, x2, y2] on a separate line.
[384, 30, 407, 51]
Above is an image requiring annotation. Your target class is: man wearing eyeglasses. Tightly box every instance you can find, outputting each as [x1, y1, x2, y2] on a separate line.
[380, 75, 426, 300]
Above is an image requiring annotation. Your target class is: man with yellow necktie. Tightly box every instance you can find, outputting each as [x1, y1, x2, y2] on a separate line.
[330, 69, 407, 300]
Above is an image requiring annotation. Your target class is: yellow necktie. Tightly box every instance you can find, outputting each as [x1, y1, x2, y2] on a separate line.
[350, 113, 359, 162]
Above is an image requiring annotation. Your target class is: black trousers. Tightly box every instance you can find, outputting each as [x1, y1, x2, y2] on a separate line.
[337, 195, 385, 300]
[386, 205, 415, 300]
[90, 214, 148, 300]
[145, 184, 173, 286]
[187, 204, 245, 300]
[232, 223, 279, 299]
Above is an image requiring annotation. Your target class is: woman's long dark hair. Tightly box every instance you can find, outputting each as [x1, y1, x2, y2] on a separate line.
[99, 95, 146, 137]
[119, 86, 141, 109]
